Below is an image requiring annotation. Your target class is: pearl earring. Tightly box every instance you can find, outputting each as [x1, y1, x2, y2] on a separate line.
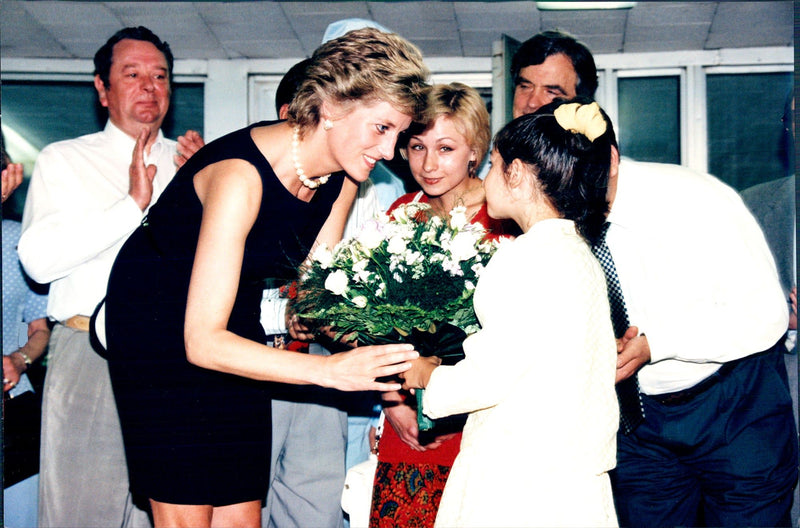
[323, 119, 333, 131]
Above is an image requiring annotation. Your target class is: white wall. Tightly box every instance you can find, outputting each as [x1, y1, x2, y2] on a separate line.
[2, 45, 792, 172]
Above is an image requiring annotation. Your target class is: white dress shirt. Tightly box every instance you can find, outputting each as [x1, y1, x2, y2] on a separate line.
[608, 158, 788, 394]
[18, 121, 177, 322]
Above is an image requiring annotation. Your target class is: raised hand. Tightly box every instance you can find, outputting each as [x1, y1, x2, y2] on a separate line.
[1, 162, 23, 203]
[174, 129, 205, 168]
[129, 128, 158, 211]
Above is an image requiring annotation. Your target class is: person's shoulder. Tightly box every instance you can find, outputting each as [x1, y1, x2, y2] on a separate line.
[741, 174, 794, 204]
[619, 157, 708, 181]
[39, 130, 105, 156]
[618, 157, 738, 200]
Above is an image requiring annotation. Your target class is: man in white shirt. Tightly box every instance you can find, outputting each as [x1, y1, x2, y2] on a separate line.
[511, 31, 797, 527]
[18, 26, 202, 528]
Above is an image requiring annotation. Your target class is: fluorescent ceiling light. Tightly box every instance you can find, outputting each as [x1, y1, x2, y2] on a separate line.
[537, 2, 636, 10]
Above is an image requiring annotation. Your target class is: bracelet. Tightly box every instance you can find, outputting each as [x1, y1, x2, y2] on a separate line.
[15, 350, 32, 366]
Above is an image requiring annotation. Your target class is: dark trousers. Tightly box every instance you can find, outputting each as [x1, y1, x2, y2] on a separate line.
[612, 347, 798, 527]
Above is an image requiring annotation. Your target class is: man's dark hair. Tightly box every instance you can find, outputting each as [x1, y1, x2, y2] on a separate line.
[93, 26, 174, 89]
[511, 30, 598, 99]
[275, 58, 312, 116]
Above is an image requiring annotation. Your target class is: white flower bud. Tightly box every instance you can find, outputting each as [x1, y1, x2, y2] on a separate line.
[351, 295, 368, 308]
[324, 270, 349, 296]
[449, 206, 468, 230]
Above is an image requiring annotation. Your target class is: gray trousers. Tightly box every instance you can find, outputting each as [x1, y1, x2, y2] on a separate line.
[38, 325, 151, 528]
[262, 344, 348, 528]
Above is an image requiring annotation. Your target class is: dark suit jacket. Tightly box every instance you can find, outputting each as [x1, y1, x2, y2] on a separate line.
[741, 174, 795, 297]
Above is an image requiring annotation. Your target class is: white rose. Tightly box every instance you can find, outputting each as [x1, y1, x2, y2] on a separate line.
[324, 270, 349, 296]
[449, 206, 468, 230]
[447, 231, 479, 262]
[351, 295, 368, 308]
[312, 244, 333, 269]
[357, 219, 385, 250]
[392, 204, 410, 223]
[387, 235, 407, 255]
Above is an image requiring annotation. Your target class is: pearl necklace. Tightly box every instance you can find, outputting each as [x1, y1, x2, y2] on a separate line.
[292, 126, 330, 189]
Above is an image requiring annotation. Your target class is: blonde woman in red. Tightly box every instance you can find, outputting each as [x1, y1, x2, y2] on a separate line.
[369, 83, 517, 528]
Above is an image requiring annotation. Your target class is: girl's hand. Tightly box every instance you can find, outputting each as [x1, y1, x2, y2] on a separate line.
[322, 344, 418, 391]
[400, 356, 440, 390]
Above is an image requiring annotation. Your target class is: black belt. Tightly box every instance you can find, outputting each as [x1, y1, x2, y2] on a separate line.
[647, 352, 761, 406]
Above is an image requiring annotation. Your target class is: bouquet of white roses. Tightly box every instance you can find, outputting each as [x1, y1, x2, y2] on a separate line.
[295, 202, 500, 342]
[295, 202, 504, 430]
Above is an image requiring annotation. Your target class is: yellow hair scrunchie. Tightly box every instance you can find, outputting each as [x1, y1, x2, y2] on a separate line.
[553, 102, 607, 142]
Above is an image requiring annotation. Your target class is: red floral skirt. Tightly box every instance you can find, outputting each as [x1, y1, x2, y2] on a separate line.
[368, 422, 461, 527]
[369, 460, 451, 528]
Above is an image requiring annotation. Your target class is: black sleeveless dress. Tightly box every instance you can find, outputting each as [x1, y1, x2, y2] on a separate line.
[104, 121, 345, 506]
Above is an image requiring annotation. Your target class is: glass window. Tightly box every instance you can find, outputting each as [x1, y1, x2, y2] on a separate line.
[1, 80, 204, 217]
[617, 76, 681, 164]
[2, 80, 204, 150]
[706, 72, 791, 191]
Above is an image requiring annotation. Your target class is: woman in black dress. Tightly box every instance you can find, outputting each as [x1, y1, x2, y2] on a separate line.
[103, 28, 428, 527]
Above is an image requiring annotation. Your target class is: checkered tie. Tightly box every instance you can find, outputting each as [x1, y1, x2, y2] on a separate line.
[592, 223, 644, 435]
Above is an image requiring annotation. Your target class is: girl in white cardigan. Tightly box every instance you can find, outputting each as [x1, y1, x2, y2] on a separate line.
[401, 100, 620, 528]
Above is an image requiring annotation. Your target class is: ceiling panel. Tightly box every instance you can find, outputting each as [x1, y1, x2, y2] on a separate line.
[707, 1, 793, 49]
[0, 1, 792, 62]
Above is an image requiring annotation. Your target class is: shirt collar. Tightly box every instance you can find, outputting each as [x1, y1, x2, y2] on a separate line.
[103, 120, 167, 158]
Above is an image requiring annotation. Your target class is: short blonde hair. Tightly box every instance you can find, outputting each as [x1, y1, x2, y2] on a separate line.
[409, 83, 490, 177]
[289, 28, 429, 133]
